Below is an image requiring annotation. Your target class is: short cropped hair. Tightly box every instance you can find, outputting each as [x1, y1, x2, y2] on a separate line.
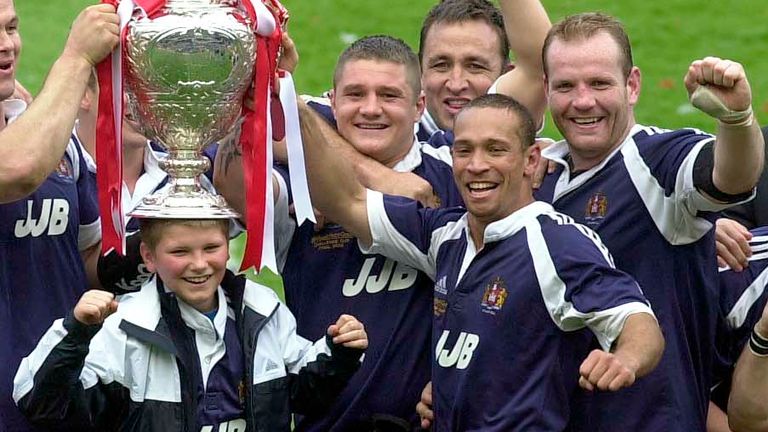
[543, 12, 633, 79]
[333, 35, 421, 99]
[459, 93, 535, 150]
[139, 218, 230, 250]
[419, 0, 509, 67]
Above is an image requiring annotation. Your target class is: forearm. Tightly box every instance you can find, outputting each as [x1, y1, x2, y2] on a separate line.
[81, 241, 103, 290]
[713, 119, 764, 195]
[495, 0, 550, 124]
[613, 312, 665, 378]
[0, 54, 93, 202]
[298, 99, 371, 243]
[213, 132, 247, 217]
[729, 323, 768, 432]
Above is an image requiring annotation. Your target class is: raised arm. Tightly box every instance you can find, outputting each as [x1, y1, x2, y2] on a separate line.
[728, 303, 768, 432]
[298, 100, 372, 246]
[685, 57, 763, 197]
[0, 5, 118, 202]
[493, 0, 551, 126]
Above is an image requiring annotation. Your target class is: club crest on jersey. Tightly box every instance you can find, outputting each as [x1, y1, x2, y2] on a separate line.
[55, 157, 74, 179]
[434, 298, 448, 317]
[481, 277, 507, 315]
[585, 192, 608, 222]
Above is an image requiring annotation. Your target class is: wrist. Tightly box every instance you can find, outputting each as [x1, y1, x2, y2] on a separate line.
[749, 324, 768, 358]
[717, 106, 754, 128]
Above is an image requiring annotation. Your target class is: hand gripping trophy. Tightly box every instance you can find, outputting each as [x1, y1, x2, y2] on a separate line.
[96, 0, 292, 271]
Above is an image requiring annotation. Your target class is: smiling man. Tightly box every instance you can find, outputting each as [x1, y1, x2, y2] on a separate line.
[417, 0, 549, 140]
[297, 92, 664, 431]
[216, 35, 463, 431]
[533, 12, 764, 431]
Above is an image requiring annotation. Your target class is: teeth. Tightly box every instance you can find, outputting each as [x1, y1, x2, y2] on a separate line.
[446, 99, 468, 109]
[573, 117, 600, 125]
[357, 124, 387, 129]
[468, 182, 496, 191]
[184, 275, 210, 283]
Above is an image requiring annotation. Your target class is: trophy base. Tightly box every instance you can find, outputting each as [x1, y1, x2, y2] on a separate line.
[128, 190, 240, 219]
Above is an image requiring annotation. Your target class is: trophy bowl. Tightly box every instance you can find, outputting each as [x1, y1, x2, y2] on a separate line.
[124, 0, 256, 218]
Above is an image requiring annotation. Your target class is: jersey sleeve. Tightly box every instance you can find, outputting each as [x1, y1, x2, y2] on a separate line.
[528, 214, 656, 351]
[717, 228, 768, 363]
[69, 139, 101, 251]
[272, 166, 296, 272]
[624, 127, 754, 245]
[363, 189, 463, 280]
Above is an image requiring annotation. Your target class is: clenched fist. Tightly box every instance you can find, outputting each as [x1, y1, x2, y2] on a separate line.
[74, 290, 118, 326]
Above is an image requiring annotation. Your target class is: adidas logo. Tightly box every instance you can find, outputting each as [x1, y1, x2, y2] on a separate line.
[434, 276, 448, 295]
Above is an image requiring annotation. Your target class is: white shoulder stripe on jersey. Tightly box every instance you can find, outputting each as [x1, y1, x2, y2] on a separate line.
[621, 135, 714, 245]
[79, 218, 102, 251]
[542, 210, 616, 268]
[726, 266, 768, 329]
[420, 142, 453, 166]
[363, 189, 437, 279]
[526, 217, 654, 351]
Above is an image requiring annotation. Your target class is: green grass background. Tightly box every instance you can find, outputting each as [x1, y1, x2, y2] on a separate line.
[16, 0, 768, 291]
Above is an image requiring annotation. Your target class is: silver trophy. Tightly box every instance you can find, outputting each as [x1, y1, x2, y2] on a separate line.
[124, 0, 256, 218]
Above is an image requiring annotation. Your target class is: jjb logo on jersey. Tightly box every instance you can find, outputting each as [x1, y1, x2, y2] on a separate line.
[201, 419, 245, 432]
[14, 198, 70, 238]
[435, 330, 480, 369]
[342, 257, 418, 297]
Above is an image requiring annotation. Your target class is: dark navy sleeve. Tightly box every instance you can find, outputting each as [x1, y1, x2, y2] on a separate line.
[304, 96, 337, 128]
[71, 140, 101, 251]
[529, 214, 656, 351]
[363, 189, 464, 280]
[717, 227, 768, 362]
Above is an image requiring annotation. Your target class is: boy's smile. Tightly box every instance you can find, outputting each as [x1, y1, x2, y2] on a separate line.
[140, 224, 229, 312]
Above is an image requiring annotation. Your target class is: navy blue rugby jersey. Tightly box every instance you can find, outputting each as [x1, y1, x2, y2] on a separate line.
[0, 134, 100, 431]
[363, 196, 654, 431]
[710, 226, 768, 408]
[174, 290, 246, 432]
[535, 124, 745, 431]
[274, 140, 461, 431]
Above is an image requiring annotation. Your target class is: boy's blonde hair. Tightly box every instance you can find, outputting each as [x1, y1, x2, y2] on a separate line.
[139, 218, 230, 250]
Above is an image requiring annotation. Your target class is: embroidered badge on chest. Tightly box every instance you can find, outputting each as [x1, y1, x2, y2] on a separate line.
[434, 298, 448, 317]
[585, 192, 608, 224]
[480, 277, 507, 315]
[55, 157, 74, 180]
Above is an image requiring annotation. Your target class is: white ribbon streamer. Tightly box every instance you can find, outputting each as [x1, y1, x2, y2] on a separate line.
[279, 72, 316, 225]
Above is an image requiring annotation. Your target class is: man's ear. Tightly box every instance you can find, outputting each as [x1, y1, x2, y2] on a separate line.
[627, 66, 642, 107]
[329, 88, 337, 116]
[139, 242, 156, 273]
[523, 143, 542, 178]
[415, 91, 426, 121]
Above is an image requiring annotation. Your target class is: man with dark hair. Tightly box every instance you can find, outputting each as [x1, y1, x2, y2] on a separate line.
[216, 35, 462, 431]
[0, 2, 119, 430]
[534, 12, 763, 431]
[417, 0, 549, 139]
[296, 92, 664, 431]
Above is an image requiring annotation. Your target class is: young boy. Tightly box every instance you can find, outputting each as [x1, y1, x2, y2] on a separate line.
[13, 218, 368, 431]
